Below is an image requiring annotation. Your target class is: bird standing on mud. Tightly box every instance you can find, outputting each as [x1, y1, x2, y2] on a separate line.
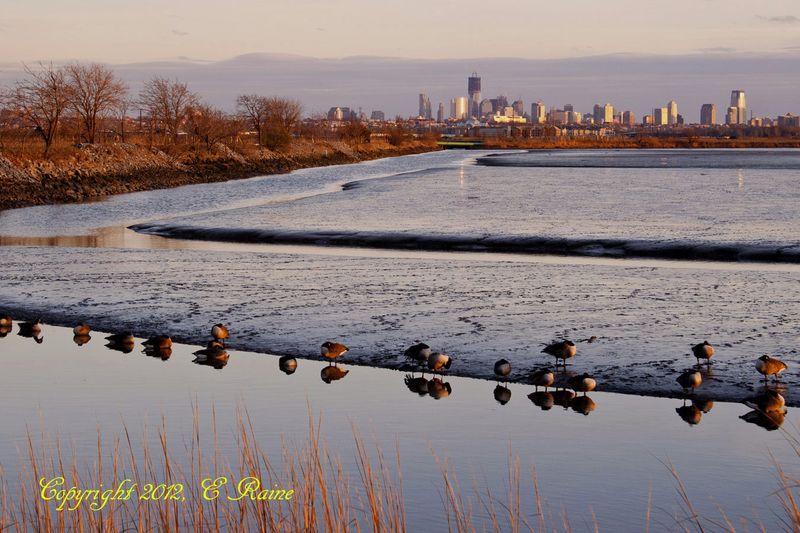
[320, 341, 348, 363]
[691, 341, 714, 365]
[211, 323, 229, 344]
[567, 373, 597, 395]
[493, 359, 511, 381]
[405, 343, 432, 367]
[531, 368, 555, 391]
[755, 355, 787, 382]
[427, 352, 452, 373]
[542, 340, 576, 366]
[676, 369, 702, 393]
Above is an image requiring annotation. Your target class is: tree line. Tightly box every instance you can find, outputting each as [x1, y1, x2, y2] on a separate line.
[0, 62, 303, 158]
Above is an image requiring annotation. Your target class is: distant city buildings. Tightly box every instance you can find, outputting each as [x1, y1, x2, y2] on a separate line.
[593, 103, 614, 124]
[530, 102, 546, 124]
[653, 107, 668, 126]
[622, 111, 636, 126]
[667, 100, 678, 125]
[418, 94, 432, 119]
[450, 96, 469, 120]
[327, 107, 356, 121]
[468, 73, 481, 118]
[370, 110, 385, 121]
[436, 102, 445, 122]
[730, 90, 747, 125]
[700, 104, 716, 125]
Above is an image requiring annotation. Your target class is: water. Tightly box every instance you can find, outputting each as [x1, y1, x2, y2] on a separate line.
[0, 324, 796, 531]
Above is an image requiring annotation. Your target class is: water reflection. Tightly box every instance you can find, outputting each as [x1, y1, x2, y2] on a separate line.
[552, 389, 576, 409]
[0, 325, 12, 338]
[570, 395, 596, 416]
[72, 334, 92, 346]
[676, 402, 703, 426]
[192, 350, 229, 369]
[105, 332, 135, 353]
[528, 391, 554, 411]
[320, 365, 349, 383]
[493, 384, 511, 405]
[427, 378, 452, 400]
[740, 409, 786, 431]
[279, 356, 298, 375]
[144, 347, 172, 361]
[404, 374, 429, 396]
[402, 373, 452, 400]
[17, 319, 43, 343]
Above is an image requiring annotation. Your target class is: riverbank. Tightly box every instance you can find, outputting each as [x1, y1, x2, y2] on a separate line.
[0, 139, 439, 211]
[480, 136, 800, 149]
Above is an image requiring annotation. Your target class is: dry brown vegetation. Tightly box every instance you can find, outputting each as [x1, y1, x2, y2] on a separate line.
[2, 405, 800, 532]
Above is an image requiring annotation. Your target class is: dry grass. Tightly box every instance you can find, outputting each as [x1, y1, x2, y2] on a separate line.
[1, 404, 799, 532]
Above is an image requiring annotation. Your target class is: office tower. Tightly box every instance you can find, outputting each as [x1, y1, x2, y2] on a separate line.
[468, 73, 481, 118]
[667, 100, 678, 125]
[642, 114, 654, 125]
[512, 99, 524, 117]
[603, 104, 614, 124]
[564, 104, 574, 112]
[451, 96, 469, 120]
[622, 111, 635, 126]
[568, 111, 582, 124]
[437, 102, 445, 122]
[479, 99, 493, 117]
[730, 90, 746, 125]
[700, 104, 716, 125]
[418, 93, 432, 119]
[327, 107, 352, 121]
[593, 104, 603, 124]
[653, 107, 668, 125]
[531, 102, 546, 124]
[726, 106, 738, 125]
[370, 110, 385, 121]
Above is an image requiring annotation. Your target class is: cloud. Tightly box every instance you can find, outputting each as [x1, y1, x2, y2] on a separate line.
[758, 15, 800, 24]
[694, 47, 737, 53]
[171, 29, 189, 36]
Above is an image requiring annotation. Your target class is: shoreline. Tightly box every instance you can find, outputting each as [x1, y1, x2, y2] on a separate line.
[0, 140, 440, 212]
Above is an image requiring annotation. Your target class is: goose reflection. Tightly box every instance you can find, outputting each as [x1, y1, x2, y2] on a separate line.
[740, 409, 786, 431]
[279, 356, 298, 375]
[493, 384, 512, 405]
[693, 398, 714, 414]
[404, 374, 429, 396]
[0, 314, 11, 328]
[72, 334, 92, 346]
[320, 365, 349, 384]
[676, 403, 703, 426]
[193, 348, 229, 369]
[105, 332, 135, 353]
[552, 389, 576, 409]
[0, 325, 12, 338]
[428, 378, 452, 400]
[569, 395, 596, 416]
[145, 347, 172, 361]
[18, 319, 43, 343]
[528, 391, 554, 411]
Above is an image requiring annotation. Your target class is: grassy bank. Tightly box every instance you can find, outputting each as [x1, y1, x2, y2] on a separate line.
[0, 139, 439, 212]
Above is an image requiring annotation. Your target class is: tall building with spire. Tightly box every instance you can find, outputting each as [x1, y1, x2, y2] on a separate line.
[468, 73, 481, 118]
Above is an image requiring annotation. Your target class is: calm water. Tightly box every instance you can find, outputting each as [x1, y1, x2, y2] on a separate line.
[0, 324, 796, 532]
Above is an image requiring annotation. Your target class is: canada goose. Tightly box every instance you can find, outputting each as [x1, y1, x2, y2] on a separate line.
[320, 365, 349, 383]
[570, 395, 596, 416]
[0, 314, 11, 327]
[72, 334, 91, 346]
[528, 391, 554, 410]
[320, 341, 348, 363]
[552, 389, 576, 409]
[404, 343, 432, 365]
[567, 373, 597, 395]
[404, 374, 429, 396]
[143, 335, 172, 349]
[531, 368, 555, 391]
[493, 384, 512, 405]
[428, 378, 452, 400]
[18, 318, 43, 336]
[756, 355, 788, 382]
[73, 323, 91, 336]
[676, 404, 702, 426]
[494, 359, 511, 381]
[691, 341, 714, 365]
[692, 398, 714, 414]
[279, 356, 298, 375]
[740, 409, 785, 431]
[676, 370, 702, 393]
[427, 352, 452, 373]
[211, 323, 229, 342]
[744, 390, 786, 413]
[542, 340, 576, 365]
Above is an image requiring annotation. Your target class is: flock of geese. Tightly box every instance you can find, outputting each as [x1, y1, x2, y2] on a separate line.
[0, 314, 790, 426]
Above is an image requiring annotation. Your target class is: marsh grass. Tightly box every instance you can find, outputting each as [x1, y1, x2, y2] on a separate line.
[1, 404, 799, 532]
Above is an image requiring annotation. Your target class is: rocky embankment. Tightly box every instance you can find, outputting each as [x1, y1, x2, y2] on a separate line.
[0, 140, 438, 211]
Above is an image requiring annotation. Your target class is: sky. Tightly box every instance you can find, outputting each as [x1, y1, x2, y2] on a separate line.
[1, 0, 799, 119]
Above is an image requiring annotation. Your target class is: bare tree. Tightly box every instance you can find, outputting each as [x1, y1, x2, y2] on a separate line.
[236, 94, 268, 146]
[187, 103, 241, 149]
[139, 77, 198, 143]
[262, 97, 302, 150]
[65, 63, 128, 143]
[3, 63, 72, 158]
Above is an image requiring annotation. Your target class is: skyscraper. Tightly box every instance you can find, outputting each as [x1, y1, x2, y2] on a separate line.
[531, 102, 546, 124]
[451, 96, 469, 120]
[667, 100, 678, 125]
[700, 104, 716, 125]
[418, 93, 432, 119]
[468, 73, 481, 118]
[730, 90, 746, 124]
[512, 99, 524, 117]
[653, 107, 668, 126]
[726, 106, 738, 125]
[436, 102, 445, 122]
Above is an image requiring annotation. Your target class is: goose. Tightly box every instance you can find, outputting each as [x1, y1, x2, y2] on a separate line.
[279, 356, 298, 375]
[691, 341, 714, 365]
[493, 384, 512, 405]
[755, 355, 787, 382]
[404, 343, 432, 366]
[320, 341, 348, 363]
[567, 373, 597, 395]
[143, 335, 172, 350]
[542, 340, 576, 365]
[0, 314, 11, 327]
[528, 391, 554, 411]
[73, 323, 91, 336]
[531, 368, 555, 391]
[570, 395, 596, 416]
[676, 370, 702, 393]
[493, 359, 511, 381]
[320, 365, 349, 384]
[427, 352, 452, 373]
[744, 390, 786, 414]
[211, 323, 229, 343]
[404, 374, 429, 396]
[428, 378, 452, 400]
